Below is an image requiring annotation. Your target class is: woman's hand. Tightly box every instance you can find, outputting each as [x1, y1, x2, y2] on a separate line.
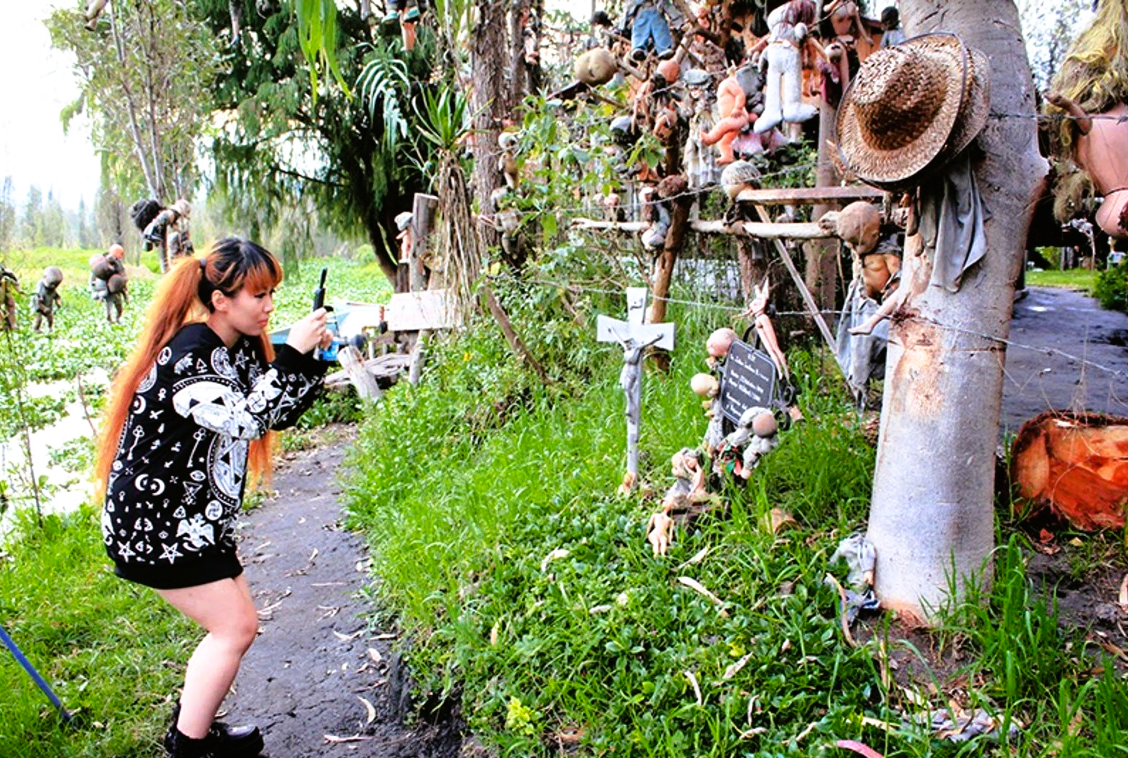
[285, 308, 332, 354]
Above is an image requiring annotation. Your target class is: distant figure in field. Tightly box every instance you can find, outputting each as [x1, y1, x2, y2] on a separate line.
[32, 266, 64, 332]
[90, 244, 129, 324]
[1, 264, 22, 331]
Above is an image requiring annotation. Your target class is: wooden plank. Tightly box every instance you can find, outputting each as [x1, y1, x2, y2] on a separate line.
[734, 185, 885, 206]
[386, 290, 458, 331]
[572, 218, 834, 239]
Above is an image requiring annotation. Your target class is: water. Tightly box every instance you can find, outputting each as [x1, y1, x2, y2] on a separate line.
[0, 370, 108, 540]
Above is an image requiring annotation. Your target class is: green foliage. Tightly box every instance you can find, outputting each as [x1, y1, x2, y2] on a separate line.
[1093, 260, 1128, 313]
[204, 1, 438, 276]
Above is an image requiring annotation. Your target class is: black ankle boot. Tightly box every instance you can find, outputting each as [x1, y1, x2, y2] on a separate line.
[205, 719, 264, 757]
[166, 702, 264, 758]
[164, 727, 213, 758]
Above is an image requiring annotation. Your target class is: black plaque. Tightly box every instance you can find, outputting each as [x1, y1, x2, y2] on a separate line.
[719, 338, 779, 424]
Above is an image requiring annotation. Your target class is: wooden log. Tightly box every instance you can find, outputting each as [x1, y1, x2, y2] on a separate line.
[571, 217, 835, 239]
[1011, 411, 1128, 530]
[324, 352, 412, 391]
[733, 185, 885, 206]
[752, 204, 838, 352]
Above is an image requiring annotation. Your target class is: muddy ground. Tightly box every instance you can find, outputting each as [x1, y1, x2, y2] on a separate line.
[222, 286, 1128, 757]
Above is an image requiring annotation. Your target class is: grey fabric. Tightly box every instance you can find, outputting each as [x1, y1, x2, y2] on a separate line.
[834, 277, 889, 402]
[919, 150, 990, 293]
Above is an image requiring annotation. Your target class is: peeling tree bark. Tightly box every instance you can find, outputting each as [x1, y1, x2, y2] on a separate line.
[865, 0, 1048, 622]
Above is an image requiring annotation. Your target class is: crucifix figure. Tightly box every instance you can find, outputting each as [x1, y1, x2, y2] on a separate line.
[596, 287, 676, 493]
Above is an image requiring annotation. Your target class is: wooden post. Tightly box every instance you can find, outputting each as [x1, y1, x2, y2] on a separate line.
[410, 193, 439, 293]
[752, 204, 837, 352]
[806, 98, 843, 311]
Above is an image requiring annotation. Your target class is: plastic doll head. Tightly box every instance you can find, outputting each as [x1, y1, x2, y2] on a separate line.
[836, 201, 882, 256]
[671, 447, 703, 478]
[751, 411, 777, 438]
[706, 327, 738, 359]
[690, 372, 719, 398]
[881, 6, 899, 31]
[829, 1, 857, 36]
[656, 58, 681, 85]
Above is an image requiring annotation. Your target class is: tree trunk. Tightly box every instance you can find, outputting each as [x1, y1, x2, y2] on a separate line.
[471, 0, 508, 255]
[806, 99, 842, 312]
[865, 0, 1048, 622]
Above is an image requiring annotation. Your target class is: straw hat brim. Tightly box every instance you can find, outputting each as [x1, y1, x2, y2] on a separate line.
[836, 33, 985, 190]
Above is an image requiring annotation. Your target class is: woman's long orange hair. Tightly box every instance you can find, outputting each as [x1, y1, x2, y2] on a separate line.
[94, 238, 283, 503]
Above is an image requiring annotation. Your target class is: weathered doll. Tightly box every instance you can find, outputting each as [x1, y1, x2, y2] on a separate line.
[751, 0, 819, 140]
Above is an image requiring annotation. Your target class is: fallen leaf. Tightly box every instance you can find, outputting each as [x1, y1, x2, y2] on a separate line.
[677, 576, 728, 615]
[677, 547, 708, 569]
[722, 652, 754, 680]
[541, 548, 570, 572]
[357, 695, 376, 725]
[835, 740, 885, 758]
[324, 734, 375, 743]
[684, 670, 702, 706]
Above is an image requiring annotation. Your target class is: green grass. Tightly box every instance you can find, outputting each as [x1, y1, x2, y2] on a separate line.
[342, 273, 1128, 757]
[1025, 267, 1098, 292]
[0, 508, 193, 758]
[5, 244, 1128, 757]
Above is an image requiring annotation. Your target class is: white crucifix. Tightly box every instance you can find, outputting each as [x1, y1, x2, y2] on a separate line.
[596, 287, 676, 493]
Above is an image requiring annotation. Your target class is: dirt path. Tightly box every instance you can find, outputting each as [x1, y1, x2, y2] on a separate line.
[224, 425, 460, 758]
[1001, 286, 1128, 434]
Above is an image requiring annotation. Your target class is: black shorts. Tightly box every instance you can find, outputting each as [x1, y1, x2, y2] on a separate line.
[112, 548, 243, 590]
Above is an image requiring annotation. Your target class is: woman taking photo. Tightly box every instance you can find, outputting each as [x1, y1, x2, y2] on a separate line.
[94, 237, 332, 758]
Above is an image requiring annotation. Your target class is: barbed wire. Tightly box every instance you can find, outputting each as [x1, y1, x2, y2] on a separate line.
[490, 272, 1128, 383]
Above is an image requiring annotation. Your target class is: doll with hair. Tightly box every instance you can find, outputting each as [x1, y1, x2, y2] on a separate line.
[1045, 0, 1128, 238]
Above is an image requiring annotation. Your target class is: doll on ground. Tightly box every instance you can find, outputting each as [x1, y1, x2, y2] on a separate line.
[691, 372, 725, 454]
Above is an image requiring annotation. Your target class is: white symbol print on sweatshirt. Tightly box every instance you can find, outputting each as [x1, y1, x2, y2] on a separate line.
[176, 513, 215, 550]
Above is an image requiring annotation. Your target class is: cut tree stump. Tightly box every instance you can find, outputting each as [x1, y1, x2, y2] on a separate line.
[1011, 411, 1128, 530]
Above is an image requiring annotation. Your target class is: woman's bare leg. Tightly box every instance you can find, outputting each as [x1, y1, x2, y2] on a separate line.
[157, 575, 258, 739]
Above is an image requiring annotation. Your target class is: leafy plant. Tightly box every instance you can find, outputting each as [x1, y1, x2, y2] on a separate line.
[1093, 259, 1128, 313]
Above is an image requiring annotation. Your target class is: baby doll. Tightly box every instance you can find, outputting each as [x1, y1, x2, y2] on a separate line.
[691, 372, 725, 454]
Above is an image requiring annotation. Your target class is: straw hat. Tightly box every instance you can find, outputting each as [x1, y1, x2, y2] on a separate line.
[836, 33, 990, 190]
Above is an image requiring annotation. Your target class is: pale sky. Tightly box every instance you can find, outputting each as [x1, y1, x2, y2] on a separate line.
[0, 0, 101, 212]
